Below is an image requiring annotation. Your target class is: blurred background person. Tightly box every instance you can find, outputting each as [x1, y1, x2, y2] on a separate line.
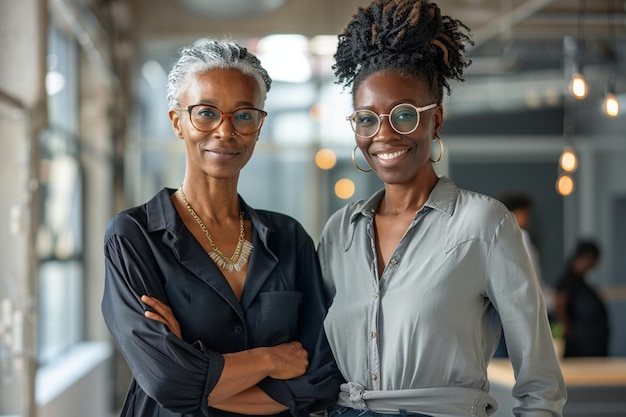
[554, 240, 610, 357]
[499, 192, 555, 314]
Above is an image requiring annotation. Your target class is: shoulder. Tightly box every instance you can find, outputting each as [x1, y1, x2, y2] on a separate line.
[443, 183, 513, 246]
[104, 189, 170, 242]
[105, 204, 148, 240]
[454, 187, 509, 224]
[556, 274, 579, 292]
[431, 177, 509, 228]
[319, 199, 368, 251]
[324, 199, 366, 231]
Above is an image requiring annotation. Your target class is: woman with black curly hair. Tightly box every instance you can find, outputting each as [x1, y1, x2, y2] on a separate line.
[318, 1, 566, 416]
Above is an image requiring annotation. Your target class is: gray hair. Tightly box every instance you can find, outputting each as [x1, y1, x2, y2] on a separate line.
[166, 38, 272, 109]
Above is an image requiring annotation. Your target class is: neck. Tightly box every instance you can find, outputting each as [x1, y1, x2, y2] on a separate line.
[180, 178, 241, 222]
[379, 172, 439, 216]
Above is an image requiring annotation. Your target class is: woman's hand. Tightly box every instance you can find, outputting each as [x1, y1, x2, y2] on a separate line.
[263, 341, 309, 380]
[141, 295, 182, 339]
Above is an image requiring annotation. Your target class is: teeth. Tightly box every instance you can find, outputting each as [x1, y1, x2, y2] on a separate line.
[377, 149, 407, 160]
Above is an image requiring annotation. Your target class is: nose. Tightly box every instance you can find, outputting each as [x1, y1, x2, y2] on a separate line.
[372, 115, 396, 142]
[213, 113, 237, 138]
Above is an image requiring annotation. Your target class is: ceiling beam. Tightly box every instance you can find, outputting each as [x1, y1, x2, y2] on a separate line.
[470, 0, 558, 48]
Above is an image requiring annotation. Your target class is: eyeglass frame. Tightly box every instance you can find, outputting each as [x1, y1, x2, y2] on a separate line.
[346, 102, 439, 138]
[175, 103, 268, 135]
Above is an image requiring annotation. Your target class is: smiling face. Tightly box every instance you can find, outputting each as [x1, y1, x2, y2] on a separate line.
[353, 71, 443, 186]
[169, 68, 265, 182]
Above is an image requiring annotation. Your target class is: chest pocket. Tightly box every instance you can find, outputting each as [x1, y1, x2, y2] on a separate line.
[254, 291, 302, 346]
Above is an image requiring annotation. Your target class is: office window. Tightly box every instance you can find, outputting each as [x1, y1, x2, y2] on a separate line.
[38, 23, 84, 364]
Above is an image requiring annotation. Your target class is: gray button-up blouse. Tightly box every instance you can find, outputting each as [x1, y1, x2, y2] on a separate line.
[318, 176, 566, 417]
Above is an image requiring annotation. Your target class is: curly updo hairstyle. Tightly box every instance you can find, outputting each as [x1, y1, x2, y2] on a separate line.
[333, 0, 473, 102]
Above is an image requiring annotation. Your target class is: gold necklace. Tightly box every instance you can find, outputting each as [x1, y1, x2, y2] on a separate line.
[179, 186, 253, 272]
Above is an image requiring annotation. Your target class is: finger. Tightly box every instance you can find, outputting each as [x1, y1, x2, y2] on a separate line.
[141, 295, 157, 309]
[142, 296, 171, 316]
[144, 310, 167, 325]
[141, 295, 165, 309]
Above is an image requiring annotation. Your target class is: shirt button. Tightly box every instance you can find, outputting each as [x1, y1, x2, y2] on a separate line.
[371, 331, 377, 339]
[390, 258, 397, 265]
[371, 374, 378, 381]
[233, 325, 243, 334]
[374, 292, 379, 299]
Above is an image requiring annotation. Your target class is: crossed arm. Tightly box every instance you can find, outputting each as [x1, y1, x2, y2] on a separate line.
[141, 295, 309, 414]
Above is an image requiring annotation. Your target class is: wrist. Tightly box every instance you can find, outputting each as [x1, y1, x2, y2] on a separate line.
[250, 346, 275, 376]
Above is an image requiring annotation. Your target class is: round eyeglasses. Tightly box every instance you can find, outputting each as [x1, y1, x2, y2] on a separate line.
[347, 102, 438, 138]
[176, 104, 267, 135]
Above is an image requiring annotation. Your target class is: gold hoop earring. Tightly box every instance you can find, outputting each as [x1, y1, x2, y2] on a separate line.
[430, 135, 444, 163]
[352, 145, 372, 173]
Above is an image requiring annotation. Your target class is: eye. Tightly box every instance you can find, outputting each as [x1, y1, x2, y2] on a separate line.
[355, 111, 377, 127]
[194, 106, 220, 119]
[233, 110, 254, 122]
[392, 107, 418, 123]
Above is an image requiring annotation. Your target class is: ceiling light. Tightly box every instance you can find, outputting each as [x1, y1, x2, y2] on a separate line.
[603, 93, 620, 117]
[559, 146, 578, 172]
[569, 72, 588, 99]
[556, 174, 575, 196]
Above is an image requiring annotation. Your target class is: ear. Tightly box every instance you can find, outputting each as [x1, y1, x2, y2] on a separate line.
[433, 104, 444, 136]
[169, 109, 184, 139]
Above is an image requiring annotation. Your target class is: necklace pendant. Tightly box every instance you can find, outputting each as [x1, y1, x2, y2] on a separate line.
[208, 239, 253, 272]
[179, 186, 254, 272]
[209, 240, 254, 272]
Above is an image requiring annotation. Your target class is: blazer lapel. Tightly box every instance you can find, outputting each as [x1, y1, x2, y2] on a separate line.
[150, 190, 245, 322]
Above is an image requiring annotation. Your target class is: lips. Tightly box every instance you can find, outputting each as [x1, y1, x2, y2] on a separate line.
[206, 148, 240, 161]
[375, 149, 408, 161]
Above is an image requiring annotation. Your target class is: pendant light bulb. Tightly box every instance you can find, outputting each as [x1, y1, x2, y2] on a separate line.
[569, 72, 588, 99]
[559, 146, 578, 172]
[556, 174, 575, 196]
[603, 92, 620, 117]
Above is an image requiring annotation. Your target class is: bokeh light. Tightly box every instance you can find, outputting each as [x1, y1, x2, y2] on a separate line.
[315, 149, 337, 170]
[334, 178, 355, 199]
[556, 174, 575, 196]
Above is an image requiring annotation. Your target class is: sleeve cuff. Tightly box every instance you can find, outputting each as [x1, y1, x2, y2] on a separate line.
[258, 378, 302, 416]
[192, 340, 225, 417]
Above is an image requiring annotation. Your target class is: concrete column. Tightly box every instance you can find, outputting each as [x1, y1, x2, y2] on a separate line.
[0, 1, 47, 416]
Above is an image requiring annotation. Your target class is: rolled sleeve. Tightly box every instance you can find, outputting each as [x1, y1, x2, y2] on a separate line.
[102, 217, 225, 415]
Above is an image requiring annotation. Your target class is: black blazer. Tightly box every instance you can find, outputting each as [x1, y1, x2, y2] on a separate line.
[102, 188, 341, 417]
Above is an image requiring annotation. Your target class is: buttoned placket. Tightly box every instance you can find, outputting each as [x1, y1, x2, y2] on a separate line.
[365, 209, 422, 391]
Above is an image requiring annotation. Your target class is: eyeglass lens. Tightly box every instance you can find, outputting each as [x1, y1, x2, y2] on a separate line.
[350, 103, 431, 138]
[189, 105, 265, 134]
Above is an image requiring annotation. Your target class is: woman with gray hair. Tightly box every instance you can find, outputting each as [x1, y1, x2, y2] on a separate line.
[102, 38, 341, 417]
